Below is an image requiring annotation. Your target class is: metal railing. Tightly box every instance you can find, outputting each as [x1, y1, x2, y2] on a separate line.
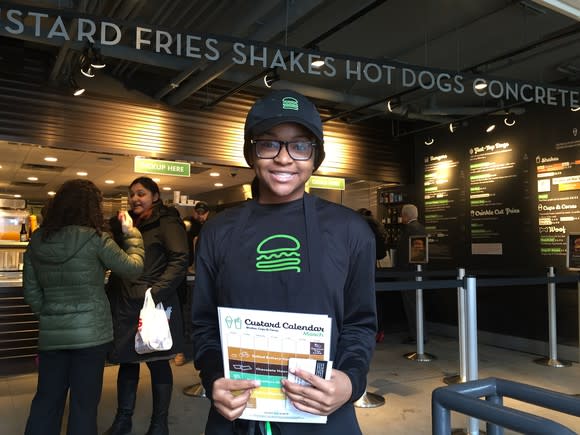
[432, 377, 580, 435]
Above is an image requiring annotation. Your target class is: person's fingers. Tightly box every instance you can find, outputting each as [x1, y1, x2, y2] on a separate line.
[214, 389, 253, 420]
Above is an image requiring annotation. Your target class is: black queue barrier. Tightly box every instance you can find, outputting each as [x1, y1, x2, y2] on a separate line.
[375, 276, 479, 433]
[375, 268, 465, 365]
[470, 269, 578, 368]
[357, 268, 463, 410]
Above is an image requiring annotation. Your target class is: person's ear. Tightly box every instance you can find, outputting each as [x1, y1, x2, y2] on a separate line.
[153, 192, 160, 202]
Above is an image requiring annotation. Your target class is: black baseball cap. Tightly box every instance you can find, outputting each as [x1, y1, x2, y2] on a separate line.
[243, 89, 325, 170]
[194, 201, 209, 213]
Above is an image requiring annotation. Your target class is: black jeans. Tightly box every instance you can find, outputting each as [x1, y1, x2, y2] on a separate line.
[25, 342, 111, 435]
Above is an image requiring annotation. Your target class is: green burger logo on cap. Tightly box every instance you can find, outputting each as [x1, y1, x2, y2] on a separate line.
[282, 97, 299, 111]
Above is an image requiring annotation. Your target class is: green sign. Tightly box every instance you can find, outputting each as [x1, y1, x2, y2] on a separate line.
[307, 175, 345, 190]
[134, 158, 191, 177]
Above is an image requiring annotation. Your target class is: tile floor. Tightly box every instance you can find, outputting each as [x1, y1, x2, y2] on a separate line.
[1, 333, 579, 434]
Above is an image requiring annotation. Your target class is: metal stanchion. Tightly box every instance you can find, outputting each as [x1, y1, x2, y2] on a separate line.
[451, 276, 484, 435]
[405, 264, 436, 362]
[465, 276, 481, 435]
[183, 382, 206, 397]
[534, 267, 572, 368]
[182, 367, 206, 397]
[444, 268, 467, 385]
[353, 390, 385, 408]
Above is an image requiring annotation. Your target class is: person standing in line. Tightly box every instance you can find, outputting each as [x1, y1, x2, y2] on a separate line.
[105, 176, 188, 435]
[183, 200, 211, 271]
[396, 203, 428, 344]
[174, 200, 211, 367]
[23, 179, 144, 435]
[356, 208, 388, 343]
[192, 89, 377, 435]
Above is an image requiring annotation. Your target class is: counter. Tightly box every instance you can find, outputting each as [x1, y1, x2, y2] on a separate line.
[0, 271, 23, 287]
[0, 271, 38, 360]
[0, 273, 196, 361]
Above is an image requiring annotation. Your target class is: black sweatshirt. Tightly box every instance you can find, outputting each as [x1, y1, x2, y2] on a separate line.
[192, 194, 377, 435]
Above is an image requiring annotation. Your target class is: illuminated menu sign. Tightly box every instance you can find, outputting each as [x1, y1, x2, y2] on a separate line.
[423, 153, 463, 260]
[468, 142, 523, 255]
[536, 148, 580, 257]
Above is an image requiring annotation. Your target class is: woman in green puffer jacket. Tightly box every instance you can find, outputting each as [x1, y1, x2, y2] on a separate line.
[23, 179, 145, 435]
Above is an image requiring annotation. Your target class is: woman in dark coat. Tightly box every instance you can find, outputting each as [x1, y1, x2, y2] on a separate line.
[105, 176, 188, 435]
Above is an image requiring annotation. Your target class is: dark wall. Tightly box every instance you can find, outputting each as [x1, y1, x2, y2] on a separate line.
[412, 104, 579, 342]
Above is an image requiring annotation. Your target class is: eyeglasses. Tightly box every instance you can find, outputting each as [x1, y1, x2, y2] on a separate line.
[251, 139, 316, 161]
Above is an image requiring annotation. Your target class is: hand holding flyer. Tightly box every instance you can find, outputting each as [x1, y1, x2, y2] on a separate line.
[217, 307, 332, 424]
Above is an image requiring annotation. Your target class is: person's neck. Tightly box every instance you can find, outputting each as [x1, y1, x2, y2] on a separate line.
[258, 192, 306, 205]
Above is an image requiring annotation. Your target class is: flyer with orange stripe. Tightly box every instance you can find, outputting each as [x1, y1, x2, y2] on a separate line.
[218, 307, 332, 423]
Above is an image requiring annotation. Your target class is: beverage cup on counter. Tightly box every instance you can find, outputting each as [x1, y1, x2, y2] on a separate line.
[173, 190, 181, 204]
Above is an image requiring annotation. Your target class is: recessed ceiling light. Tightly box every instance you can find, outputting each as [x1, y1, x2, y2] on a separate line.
[44, 156, 58, 162]
[214, 182, 224, 187]
[209, 172, 220, 177]
[14, 194, 21, 198]
[474, 80, 488, 90]
[48, 191, 56, 196]
[152, 178, 161, 182]
[162, 186, 172, 191]
[486, 124, 496, 133]
[424, 137, 435, 145]
[105, 180, 115, 184]
[571, 106, 580, 112]
[504, 117, 516, 127]
[27, 176, 38, 181]
[77, 171, 88, 176]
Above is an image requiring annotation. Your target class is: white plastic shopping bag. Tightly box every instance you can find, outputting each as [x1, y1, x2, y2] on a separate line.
[135, 288, 173, 354]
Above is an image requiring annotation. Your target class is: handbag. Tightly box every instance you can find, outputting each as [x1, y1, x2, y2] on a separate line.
[135, 288, 173, 354]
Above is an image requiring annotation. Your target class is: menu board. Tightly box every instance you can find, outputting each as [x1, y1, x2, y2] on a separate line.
[468, 142, 524, 255]
[536, 142, 580, 259]
[423, 153, 463, 261]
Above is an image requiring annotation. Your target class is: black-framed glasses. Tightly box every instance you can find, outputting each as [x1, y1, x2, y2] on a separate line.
[251, 139, 316, 161]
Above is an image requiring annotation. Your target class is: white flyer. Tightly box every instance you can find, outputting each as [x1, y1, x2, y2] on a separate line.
[217, 307, 332, 424]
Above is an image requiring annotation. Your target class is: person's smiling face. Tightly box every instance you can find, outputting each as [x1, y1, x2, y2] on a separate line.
[251, 123, 316, 204]
[129, 183, 159, 216]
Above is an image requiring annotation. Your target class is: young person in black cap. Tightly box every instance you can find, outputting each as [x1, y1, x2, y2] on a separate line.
[192, 89, 377, 435]
[184, 200, 211, 269]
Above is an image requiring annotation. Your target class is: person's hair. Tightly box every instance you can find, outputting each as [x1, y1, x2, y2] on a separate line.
[401, 204, 418, 220]
[41, 179, 104, 240]
[250, 176, 260, 199]
[40, 198, 52, 222]
[356, 208, 372, 217]
[130, 176, 161, 201]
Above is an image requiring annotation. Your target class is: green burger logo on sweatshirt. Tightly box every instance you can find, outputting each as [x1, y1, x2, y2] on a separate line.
[256, 234, 301, 272]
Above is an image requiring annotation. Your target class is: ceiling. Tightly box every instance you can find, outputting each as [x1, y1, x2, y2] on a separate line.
[0, 140, 256, 204]
[0, 0, 579, 202]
